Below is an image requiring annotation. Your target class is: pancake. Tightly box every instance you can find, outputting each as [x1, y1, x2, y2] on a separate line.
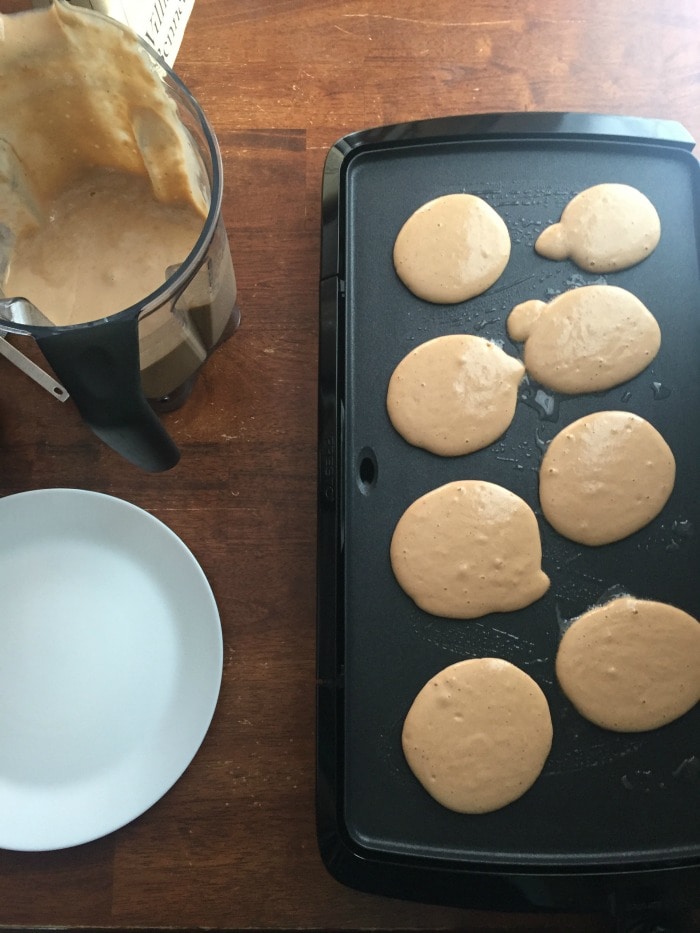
[393, 193, 511, 303]
[386, 334, 525, 456]
[539, 411, 675, 546]
[402, 657, 553, 813]
[390, 480, 550, 619]
[507, 285, 660, 394]
[556, 596, 700, 732]
[535, 183, 660, 272]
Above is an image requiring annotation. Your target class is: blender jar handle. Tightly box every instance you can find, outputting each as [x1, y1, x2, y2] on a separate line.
[35, 314, 180, 471]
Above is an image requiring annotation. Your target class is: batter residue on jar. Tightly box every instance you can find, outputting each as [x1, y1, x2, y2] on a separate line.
[556, 596, 700, 732]
[393, 194, 511, 303]
[0, 2, 208, 324]
[402, 658, 553, 813]
[535, 183, 660, 272]
[507, 285, 661, 394]
[539, 411, 675, 546]
[386, 335, 525, 456]
[390, 480, 550, 619]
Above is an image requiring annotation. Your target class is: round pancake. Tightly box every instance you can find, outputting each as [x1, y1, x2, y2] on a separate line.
[556, 597, 700, 732]
[387, 334, 525, 456]
[390, 480, 550, 619]
[539, 411, 675, 546]
[393, 193, 511, 303]
[402, 657, 553, 813]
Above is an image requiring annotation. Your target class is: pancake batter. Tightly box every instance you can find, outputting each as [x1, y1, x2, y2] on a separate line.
[535, 183, 660, 272]
[507, 285, 661, 394]
[402, 657, 553, 813]
[393, 194, 511, 303]
[539, 411, 675, 546]
[556, 597, 700, 732]
[0, 2, 207, 324]
[391, 480, 550, 619]
[4, 169, 204, 325]
[387, 334, 525, 455]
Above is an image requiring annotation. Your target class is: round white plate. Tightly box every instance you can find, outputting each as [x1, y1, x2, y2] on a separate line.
[0, 488, 222, 851]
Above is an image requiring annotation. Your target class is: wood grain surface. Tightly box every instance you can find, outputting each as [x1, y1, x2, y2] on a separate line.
[0, 0, 699, 930]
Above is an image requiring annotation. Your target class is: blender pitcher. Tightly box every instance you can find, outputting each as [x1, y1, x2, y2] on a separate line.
[0, 2, 239, 472]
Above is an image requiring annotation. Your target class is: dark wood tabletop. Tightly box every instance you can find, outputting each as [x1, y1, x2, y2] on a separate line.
[0, 0, 699, 930]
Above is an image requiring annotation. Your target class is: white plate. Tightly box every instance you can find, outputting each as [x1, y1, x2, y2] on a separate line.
[0, 488, 222, 851]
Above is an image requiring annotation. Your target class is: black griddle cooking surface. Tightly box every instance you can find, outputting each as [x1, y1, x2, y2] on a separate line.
[317, 113, 700, 912]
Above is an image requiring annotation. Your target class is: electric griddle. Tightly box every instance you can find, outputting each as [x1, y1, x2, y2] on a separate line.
[317, 112, 700, 922]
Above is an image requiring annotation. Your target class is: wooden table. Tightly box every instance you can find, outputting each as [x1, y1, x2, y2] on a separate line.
[0, 0, 698, 929]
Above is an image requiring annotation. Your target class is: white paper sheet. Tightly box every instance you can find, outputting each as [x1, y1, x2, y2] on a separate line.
[109, 0, 196, 65]
[43, 1, 196, 65]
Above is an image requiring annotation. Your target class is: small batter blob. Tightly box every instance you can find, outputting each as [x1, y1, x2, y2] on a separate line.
[535, 183, 660, 272]
[387, 334, 525, 456]
[507, 285, 661, 394]
[556, 596, 700, 732]
[402, 657, 553, 813]
[390, 480, 550, 619]
[539, 411, 675, 546]
[393, 193, 511, 303]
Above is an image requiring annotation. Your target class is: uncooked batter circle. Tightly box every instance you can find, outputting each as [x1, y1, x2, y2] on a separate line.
[556, 596, 700, 732]
[386, 334, 525, 456]
[402, 657, 553, 813]
[539, 411, 675, 546]
[393, 193, 511, 303]
[390, 480, 550, 619]
[507, 285, 661, 394]
[535, 183, 661, 272]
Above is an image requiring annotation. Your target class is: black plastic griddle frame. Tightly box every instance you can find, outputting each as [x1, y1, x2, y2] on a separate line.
[316, 112, 700, 924]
